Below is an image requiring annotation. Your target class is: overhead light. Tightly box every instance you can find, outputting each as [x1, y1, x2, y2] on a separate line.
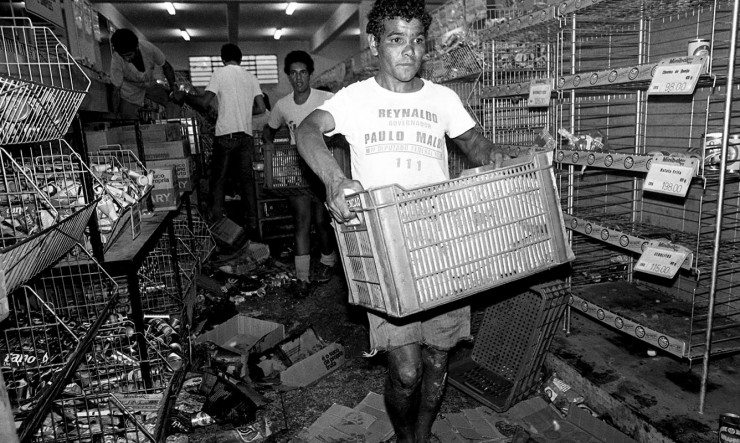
[165, 2, 176, 15]
[180, 29, 190, 41]
[285, 2, 297, 15]
[273, 28, 282, 40]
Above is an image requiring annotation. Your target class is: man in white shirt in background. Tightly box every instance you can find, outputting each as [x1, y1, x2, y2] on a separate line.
[188, 43, 266, 231]
[262, 51, 338, 298]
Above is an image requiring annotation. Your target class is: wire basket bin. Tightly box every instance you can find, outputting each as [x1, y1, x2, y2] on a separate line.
[0, 201, 96, 320]
[335, 152, 573, 317]
[448, 279, 570, 412]
[2, 139, 140, 255]
[139, 237, 197, 315]
[0, 17, 91, 145]
[88, 148, 153, 248]
[173, 209, 215, 263]
[1, 246, 173, 442]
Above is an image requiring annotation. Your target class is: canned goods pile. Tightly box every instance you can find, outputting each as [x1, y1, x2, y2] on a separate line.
[146, 317, 185, 371]
[690, 132, 740, 172]
[558, 128, 607, 151]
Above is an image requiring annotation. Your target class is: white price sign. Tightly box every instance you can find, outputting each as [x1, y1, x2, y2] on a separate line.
[648, 57, 703, 95]
[527, 79, 552, 107]
[644, 161, 693, 197]
[635, 247, 687, 279]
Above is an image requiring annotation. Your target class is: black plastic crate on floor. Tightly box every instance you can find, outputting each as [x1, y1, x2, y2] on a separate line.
[448, 280, 569, 412]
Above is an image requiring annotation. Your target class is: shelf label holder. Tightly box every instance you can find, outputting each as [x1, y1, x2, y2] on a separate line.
[635, 246, 688, 279]
[644, 160, 693, 197]
[527, 78, 552, 107]
[648, 56, 706, 95]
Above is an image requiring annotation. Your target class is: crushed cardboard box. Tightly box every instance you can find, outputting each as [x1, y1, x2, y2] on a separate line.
[249, 327, 346, 388]
[294, 392, 394, 443]
[196, 315, 285, 378]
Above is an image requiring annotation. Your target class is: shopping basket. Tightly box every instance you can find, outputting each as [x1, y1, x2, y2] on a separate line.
[334, 152, 573, 317]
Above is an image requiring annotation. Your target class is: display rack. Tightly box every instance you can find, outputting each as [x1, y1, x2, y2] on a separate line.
[471, 0, 740, 365]
[0, 17, 90, 145]
[2, 245, 174, 443]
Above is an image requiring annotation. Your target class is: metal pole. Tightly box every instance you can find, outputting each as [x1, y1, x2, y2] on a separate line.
[699, 0, 739, 415]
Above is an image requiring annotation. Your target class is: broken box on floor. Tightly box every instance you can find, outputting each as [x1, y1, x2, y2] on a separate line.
[196, 315, 285, 378]
[249, 327, 345, 388]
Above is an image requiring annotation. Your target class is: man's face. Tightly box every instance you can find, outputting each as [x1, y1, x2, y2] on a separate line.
[118, 49, 137, 63]
[371, 17, 426, 84]
[288, 62, 310, 94]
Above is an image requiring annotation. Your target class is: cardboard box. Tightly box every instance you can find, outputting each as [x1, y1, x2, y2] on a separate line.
[196, 315, 285, 377]
[139, 122, 184, 143]
[109, 125, 138, 145]
[143, 140, 191, 161]
[211, 217, 246, 248]
[84, 130, 118, 152]
[146, 157, 195, 192]
[250, 327, 346, 388]
[150, 166, 181, 211]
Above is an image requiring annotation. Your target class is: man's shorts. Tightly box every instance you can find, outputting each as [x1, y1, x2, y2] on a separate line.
[366, 304, 471, 352]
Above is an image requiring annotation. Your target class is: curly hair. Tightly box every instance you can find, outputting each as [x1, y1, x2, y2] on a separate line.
[111, 29, 138, 54]
[284, 50, 314, 75]
[366, 0, 432, 41]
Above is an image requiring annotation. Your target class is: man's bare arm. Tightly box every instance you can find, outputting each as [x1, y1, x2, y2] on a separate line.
[296, 109, 362, 222]
[453, 128, 507, 168]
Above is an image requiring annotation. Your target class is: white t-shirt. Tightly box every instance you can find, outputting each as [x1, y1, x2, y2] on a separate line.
[268, 88, 334, 144]
[110, 40, 166, 106]
[206, 64, 263, 136]
[319, 78, 475, 189]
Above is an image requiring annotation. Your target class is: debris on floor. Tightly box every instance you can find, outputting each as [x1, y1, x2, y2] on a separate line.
[157, 240, 654, 443]
[292, 392, 394, 443]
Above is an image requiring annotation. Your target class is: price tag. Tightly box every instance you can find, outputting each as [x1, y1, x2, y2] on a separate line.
[648, 57, 704, 95]
[527, 79, 552, 107]
[635, 246, 687, 279]
[643, 161, 693, 197]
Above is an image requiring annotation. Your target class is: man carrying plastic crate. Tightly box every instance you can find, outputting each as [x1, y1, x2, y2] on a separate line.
[295, 0, 508, 441]
[262, 51, 340, 298]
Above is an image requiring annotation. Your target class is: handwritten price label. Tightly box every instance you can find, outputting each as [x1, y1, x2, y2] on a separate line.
[635, 247, 687, 279]
[644, 161, 693, 197]
[648, 57, 703, 95]
[528, 78, 552, 107]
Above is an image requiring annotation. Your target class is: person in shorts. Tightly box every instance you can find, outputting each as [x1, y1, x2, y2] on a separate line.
[294, 0, 507, 440]
[263, 51, 339, 298]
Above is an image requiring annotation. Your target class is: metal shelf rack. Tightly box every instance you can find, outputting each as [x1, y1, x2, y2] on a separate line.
[0, 17, 90, 145]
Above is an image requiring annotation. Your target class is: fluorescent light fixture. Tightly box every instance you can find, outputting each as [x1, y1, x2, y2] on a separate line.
[165, 2, 176, 15]
[273, 28, 282, 40]
[180, 29, 190, 41]
[285, 2, 297, 15]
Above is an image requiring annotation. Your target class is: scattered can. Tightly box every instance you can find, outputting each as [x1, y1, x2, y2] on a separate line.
[719, 413, 740, 443]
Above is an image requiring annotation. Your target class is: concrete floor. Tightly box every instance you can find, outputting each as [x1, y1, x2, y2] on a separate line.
[549, 301, 739, 443]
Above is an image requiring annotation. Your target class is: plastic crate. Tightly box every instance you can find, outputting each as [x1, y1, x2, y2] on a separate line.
[261, 131, 348, 197]
[263, 135, 312, 196]
[448, 279, 570, 412]
[334, 152, 573, 317]
[0, 17, 90, 145]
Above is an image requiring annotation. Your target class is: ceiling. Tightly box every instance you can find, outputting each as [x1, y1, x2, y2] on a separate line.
[94, 0, 444, 50]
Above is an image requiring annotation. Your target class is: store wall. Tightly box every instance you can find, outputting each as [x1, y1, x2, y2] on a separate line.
[156, 38, 360, 100]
